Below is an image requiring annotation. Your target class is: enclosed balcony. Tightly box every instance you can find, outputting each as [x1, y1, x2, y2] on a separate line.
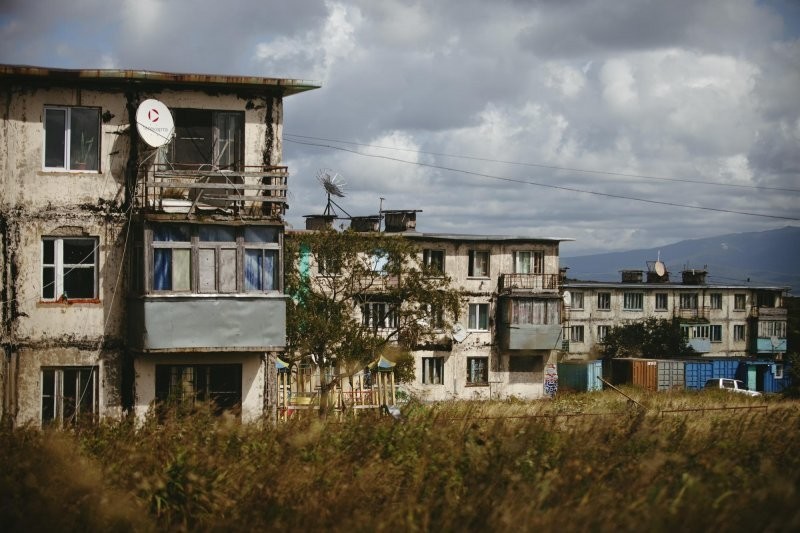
[497, 296, 563, 352]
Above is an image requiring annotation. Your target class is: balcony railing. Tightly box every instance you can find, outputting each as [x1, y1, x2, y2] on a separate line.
[138, 163, 288, 217]
[749, 306, 788, 319]
[498, 273, 560, 293]
[674, 307, 709, 320]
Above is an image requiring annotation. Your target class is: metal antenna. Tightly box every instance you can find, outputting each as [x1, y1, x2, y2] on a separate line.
[316, 169, 351, 217]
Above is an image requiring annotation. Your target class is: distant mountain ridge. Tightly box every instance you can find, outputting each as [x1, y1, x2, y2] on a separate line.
[561, 226, 800, 292]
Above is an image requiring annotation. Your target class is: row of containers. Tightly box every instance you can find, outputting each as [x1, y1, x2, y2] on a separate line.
[557, 357, 789, 393]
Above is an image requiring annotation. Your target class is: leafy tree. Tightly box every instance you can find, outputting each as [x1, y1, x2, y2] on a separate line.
[602, 318, 696, 359]
[284, 229, 463, 415]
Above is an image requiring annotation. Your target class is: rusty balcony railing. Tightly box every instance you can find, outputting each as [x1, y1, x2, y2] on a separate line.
[138, 163, 288, 217]
[498, 273, 560, 293]
[749, 306, 788, 319]
[674, 306, 710, 321]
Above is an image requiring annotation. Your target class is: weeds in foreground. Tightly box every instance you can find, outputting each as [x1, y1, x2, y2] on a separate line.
[1, 392, 799, 532]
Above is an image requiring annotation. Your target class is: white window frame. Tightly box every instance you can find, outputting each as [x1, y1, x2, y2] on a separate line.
[43, 106, 101, 171]
[513, 250, 544, 275]
[41, 237, 98, 301]
[734, 293, 746, 311]
[41, 366, 98, 426]
[361, 301, 398, 330]
[423, 249, 445, 275]
[468, 303, 490, 331]
[655, 292, 668, 311]
[468, 250, 490, 278]
[421, 357, 444, 385]
[623, 292, 643, 311]
[775, 364, 784, 380]
[571, 291, 584, 310]
[466, 357, 489, 385]
[710, 293, 722, 310]
[570, 325, 584, 343]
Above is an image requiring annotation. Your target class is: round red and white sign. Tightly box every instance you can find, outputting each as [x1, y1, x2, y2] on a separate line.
[136, 99, 174, 147]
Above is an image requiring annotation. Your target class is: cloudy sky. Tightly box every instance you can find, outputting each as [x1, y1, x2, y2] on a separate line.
[2, 0, 799, 256]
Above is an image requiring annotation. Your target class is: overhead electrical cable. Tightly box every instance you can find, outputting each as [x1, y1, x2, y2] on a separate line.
[285, 138, 800, 222]
[284, 133, 800, 193]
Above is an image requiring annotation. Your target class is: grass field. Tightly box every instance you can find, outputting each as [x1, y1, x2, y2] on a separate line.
[2, 389, 799, 532]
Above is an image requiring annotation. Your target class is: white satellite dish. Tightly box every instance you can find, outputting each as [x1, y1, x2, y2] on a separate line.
[451, 323, 468, 343]
[136, 99, 174, 147]
[654, 261, 666, 277]
[770, 336, 782, 348]
[563, 291, 572, 307]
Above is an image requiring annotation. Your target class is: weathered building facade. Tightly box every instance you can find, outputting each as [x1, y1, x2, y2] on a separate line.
[563, 267, 789, 362]
[0, 65, 317, 425]
[295, 211, 571, 401]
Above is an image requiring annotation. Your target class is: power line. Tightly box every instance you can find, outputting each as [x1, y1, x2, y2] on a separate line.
[284, 133, 800, 194]
[284, 138, 800, 222]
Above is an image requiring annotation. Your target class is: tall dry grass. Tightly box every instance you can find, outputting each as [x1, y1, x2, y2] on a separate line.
[2, 391, 799, 532]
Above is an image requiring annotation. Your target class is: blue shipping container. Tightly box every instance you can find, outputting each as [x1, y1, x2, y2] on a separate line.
[558, 360, 604, 392]
[685, 361, 713, 390]
[711, 358, 741, 380]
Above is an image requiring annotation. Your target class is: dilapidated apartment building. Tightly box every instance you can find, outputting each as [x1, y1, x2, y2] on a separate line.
[298, 211, 571, 401]
[0, 65, 318, 426]
[562, 267, 788, 362]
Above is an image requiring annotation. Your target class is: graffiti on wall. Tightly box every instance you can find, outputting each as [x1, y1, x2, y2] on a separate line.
[544, 363, 558, 397]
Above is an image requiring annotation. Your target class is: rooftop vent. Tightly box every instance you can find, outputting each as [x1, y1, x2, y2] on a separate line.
[304, 214, 336, 231]
[350, 215, 381, 233]
[681, 269, 707, 285]
[382, 209, 421, 233]
[620, 270, 643, 283]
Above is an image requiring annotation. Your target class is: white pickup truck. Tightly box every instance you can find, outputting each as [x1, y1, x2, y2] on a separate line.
[704, 378, 762, 397]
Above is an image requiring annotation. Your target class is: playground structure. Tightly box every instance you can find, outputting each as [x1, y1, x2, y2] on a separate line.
[276, 358, 397, 420]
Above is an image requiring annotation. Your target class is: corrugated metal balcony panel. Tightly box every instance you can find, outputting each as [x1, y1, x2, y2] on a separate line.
[756, 337, 787, 353]
[128, 295, 286, 352]
[502, 324, 563, 351]
[686, 338, 711, 353]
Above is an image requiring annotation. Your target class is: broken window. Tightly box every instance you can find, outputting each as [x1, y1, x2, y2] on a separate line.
[44, 106, 100, 171]
[41, 366, 98, 426]
[423, 249, 445, 275]
[42, 237, 98, 300]
[161, 109, 243, 170]
[421, 357, 444, 384]
[466, 357, 488, 384]
[468, 250, 490, 277]
[468, 303, 490, 330]
[149, 224, 280, 294]
[514, 251, 544, 274]
[155, 364, 242, 416]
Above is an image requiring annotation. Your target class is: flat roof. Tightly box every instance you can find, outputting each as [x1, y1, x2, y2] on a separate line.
[563, 281, 790, 291]
[0, 64, 321, 96]
[404, 232, 573, 243]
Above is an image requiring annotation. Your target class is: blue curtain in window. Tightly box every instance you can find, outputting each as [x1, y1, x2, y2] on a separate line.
[154, 249, 172, 290]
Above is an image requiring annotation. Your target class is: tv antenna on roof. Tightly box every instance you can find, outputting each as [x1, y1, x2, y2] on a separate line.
[317, 169, 351, 217]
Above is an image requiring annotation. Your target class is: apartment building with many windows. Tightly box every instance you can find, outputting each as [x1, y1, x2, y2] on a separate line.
[563, 267, 788, 361]
[296, 211, 571, 401]
[0, 65, 318, 426]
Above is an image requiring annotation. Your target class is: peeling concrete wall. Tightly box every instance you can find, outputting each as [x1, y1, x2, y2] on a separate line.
[406, 238, 562, 400]
[133, 353, 266, 423]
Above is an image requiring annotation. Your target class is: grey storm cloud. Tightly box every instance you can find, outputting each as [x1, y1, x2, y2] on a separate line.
[1, 0, 798, 255]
